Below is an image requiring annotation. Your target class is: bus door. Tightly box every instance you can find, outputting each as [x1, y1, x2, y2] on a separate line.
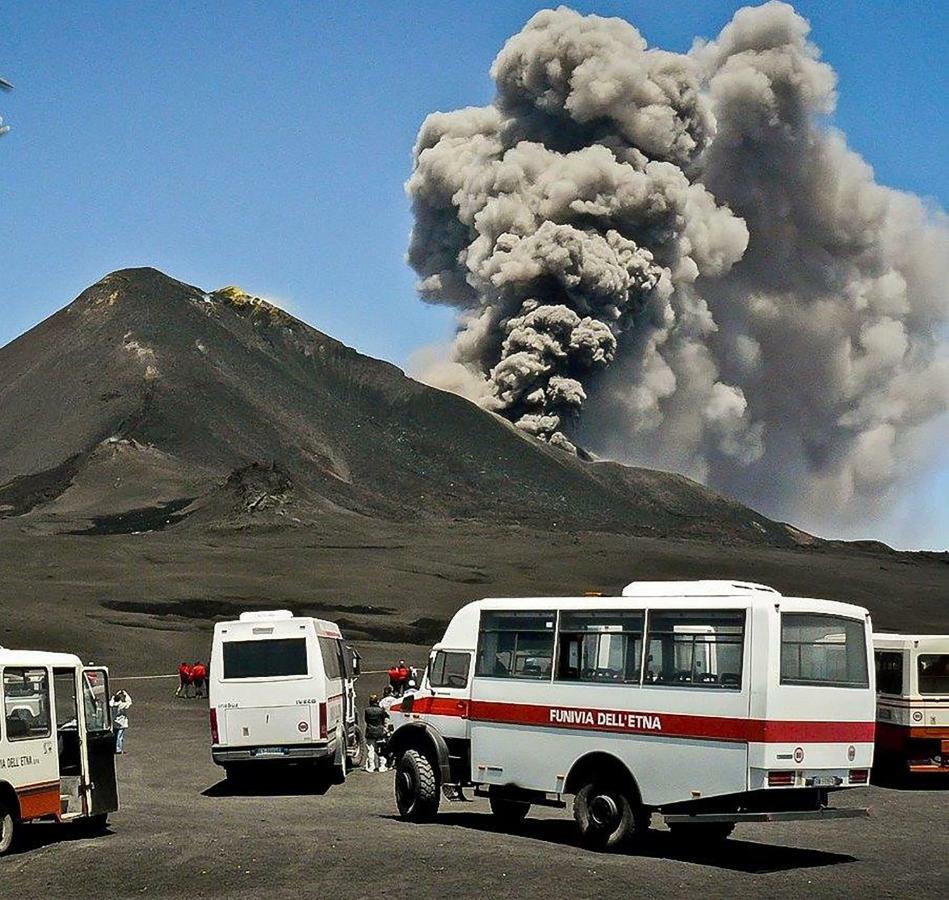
[52, 667, 83, 816]
[418, 649, 473, 741]
[80, 668, 118, 816]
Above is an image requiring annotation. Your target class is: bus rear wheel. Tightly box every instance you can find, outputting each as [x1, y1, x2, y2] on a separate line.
[395, 749, 440, 822]
[488, 788, 530, 826]
[0, 804, 20, 855]
[574, 782, 645, 852]
[668, 822, 735, 842]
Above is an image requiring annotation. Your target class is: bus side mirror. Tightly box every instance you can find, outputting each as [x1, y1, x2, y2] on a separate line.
[402, 694, 415, 714]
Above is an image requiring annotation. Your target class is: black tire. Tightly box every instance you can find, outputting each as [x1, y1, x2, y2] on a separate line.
[573, 782, 646, 852]
[488, 788, 530, 826]
[349, 727, 366, 771]
[0, 804, 20, 856]
[668, 822, 735, 842]
[395, 749, 440, 821]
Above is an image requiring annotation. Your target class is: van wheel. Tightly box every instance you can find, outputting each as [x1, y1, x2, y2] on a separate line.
[349, 727, 366, 770]
[668, 822, 735, 842]
[573, 782, 645, 852]
[395, 750, 440, 821]
[488, 788, 530, 826]
[0, 804, 20, 855]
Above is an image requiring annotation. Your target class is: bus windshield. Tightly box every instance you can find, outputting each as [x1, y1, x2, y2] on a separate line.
[918, 655, 949, 696]
[223, 638, 308, 679]
[780, 613, 869, 688]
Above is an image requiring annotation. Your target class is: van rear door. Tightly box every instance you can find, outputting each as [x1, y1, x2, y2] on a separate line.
[224, 705, 314, 752]
[218, 633, 318, 750]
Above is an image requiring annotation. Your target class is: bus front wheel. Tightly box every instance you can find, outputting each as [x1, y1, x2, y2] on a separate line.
[0, 804, 20, 855]
[395, 749, 440, 822]
[574, 782, 645, 852]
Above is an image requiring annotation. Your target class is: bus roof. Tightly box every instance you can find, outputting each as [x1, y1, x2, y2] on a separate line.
[873, 633, 949, 650]
[622, 580, 779, 597]
[0, 648, 85, 668]
[437, 583, 869, 648]
[215, 614, 342, 639]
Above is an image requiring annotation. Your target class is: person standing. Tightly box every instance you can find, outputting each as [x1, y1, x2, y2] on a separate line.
[110, 690, 132, 754]
[192, 661, 207, 698]
[379, 685, 399, 713]
[363, 694, 389, 773]
[175, 661, 193, 698]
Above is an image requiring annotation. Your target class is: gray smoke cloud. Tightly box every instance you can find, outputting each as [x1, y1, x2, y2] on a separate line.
[407, 2, 948, 538]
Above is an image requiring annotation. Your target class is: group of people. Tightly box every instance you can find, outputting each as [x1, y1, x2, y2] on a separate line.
[363, 659, 421, 772]
[175, 661, 208, 698]
[386, 658, 419, 697]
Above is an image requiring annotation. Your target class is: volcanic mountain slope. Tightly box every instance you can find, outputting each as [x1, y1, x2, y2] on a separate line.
[0, 267, 795, 543]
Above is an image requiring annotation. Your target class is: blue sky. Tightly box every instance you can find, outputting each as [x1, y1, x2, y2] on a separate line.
[1, 2, 946, 546]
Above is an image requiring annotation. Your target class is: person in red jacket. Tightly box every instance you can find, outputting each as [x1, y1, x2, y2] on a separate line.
[387, 659, 410, 697]
[192, 661, 208, 698]
[175, 661, 193, 698]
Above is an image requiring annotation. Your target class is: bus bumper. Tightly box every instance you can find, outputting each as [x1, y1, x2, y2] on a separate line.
[212, 741, 334, 765]
[663, 807, 869, 825]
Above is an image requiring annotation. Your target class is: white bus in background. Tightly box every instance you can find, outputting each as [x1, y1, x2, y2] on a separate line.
[388, 581, 875, 851]
[209, 611, 363, 783]
[0, 649, 117, 854]
[873, 633, 949, 775]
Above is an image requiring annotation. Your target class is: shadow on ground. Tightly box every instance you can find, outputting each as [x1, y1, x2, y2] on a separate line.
[202, 768, 336, 798]
[10, 821, 116, 856]
[871, 769, 949, 791]
[381, 812, 858, 874]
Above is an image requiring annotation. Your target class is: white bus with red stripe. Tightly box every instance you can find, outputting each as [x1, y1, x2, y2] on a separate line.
[209, 611, 362, 782]
[388, 581, 874, 851]
[873, 633, 949, 774]
[0, 649, 117, 854]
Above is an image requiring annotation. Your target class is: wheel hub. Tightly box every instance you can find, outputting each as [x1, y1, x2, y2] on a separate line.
[589, 793, 619, 827]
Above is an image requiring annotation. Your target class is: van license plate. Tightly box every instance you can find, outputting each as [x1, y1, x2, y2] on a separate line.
[811, 775, 836, 787]
[254, 747, 288, 757]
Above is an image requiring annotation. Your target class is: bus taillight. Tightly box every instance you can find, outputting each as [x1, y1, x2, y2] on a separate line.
[318, 702, 327, 739]
[767, 771, 795, 787]
[849, 769, 869, 784]
[209, 708, 219, 744]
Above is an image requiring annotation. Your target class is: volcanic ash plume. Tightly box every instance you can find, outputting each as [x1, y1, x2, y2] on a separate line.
[407, 2, 948, 535]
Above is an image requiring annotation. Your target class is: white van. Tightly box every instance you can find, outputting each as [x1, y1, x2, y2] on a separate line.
[209, 611, 362, 782]
[0, 648, 118, 854]
[389, 581, 875, 851]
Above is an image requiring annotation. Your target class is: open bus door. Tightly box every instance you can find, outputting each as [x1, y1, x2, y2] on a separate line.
[80, 668, 118, 817]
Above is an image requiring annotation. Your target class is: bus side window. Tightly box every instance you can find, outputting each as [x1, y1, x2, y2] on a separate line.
[3, 667, 52, 740]
[476, 611, 556, 680]
[874, 651, 903, 695]
[556, 610, 644, 684]
[644, 611, 745, 689]
[318, 637, 343, 680]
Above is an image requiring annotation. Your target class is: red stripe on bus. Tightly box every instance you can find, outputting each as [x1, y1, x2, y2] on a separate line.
[407, 698, 873, 744]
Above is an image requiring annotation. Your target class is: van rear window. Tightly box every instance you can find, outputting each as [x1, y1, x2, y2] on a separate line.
[223, 638, 308, 679]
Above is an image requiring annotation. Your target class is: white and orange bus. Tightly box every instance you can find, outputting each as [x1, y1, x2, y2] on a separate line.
[873, 633, 949, 774]
[0, 649, 118, 854]
[388, 581, 875, 851]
